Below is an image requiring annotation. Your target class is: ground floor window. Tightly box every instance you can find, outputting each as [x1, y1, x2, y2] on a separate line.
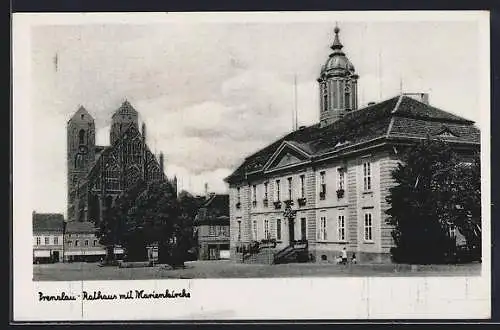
[319, 216, 327, 241]
[237, 220, 242, 241]
[364, 212, 373, 241]
[276, 219, 282, 241]
[264, 219, 270, 239]
[338, 213, 345, 241]
[252, 220, 258, 241]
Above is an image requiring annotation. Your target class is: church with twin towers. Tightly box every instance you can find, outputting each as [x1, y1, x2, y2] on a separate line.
[66, 100, 177, 224]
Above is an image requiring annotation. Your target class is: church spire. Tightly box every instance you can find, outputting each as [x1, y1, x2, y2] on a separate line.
[330, 25, 344, 52]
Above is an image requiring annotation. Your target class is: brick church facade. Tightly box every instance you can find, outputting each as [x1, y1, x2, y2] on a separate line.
[67, 100, 177, 225]
[224, 26, 480, 263]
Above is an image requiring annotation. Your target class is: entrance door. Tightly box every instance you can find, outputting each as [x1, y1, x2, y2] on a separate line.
[209, 245, 218, 260]
[52, 251, 60, 263]
[300, 218, 307, 241]
[288, 218, 295, 244]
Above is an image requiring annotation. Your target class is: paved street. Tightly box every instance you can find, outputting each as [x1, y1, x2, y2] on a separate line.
[33, 260, 482, 281]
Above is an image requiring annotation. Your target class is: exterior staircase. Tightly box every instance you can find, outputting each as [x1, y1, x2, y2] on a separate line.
[273, 240, 309, 264]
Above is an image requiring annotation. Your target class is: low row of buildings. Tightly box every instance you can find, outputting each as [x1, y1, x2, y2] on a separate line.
[33, 191, 232, 263]
[32, 212, 124, 263]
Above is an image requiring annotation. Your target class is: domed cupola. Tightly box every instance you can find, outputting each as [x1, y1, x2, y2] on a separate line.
[318, 25, 359, 127]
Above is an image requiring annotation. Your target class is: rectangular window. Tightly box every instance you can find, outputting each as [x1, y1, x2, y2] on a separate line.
[237, 219, 242, 241]
[276, 219, 282, 241]
[93, 240, 97, 246]
[319, 216, 327, 241]
[264, 219, 270, 239]
[320, 171, 326, 198]
[287, 177, 292, 201]
[67, 240, 72, 247]
[300, 218, 307, 240]
[36, 237, 41, 245]
[264, 182, 268, 200]
[338, 168, 345, 190]
[44, 237, 49, 245]
[237, 187, 241, 204]
[53, 236, 59, 245]
[84, 239, 89, 246]
[338, 213, 345, 241]
[252, 220, 258, 240]
[209, 225, 215, 236]
[275, 180, 281, 202]
[449, 225, 456, 239]
[364, 212, 373, 241]
[300, 175, 305, 198]
[252, 185, 257, 207]
[75, 240, 79, 247]
[363, 162, 372, 191]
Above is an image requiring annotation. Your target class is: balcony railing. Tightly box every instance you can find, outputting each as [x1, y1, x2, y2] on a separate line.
[273, 201, 282, 209]
[263, 198, 269, 207]
[319, 191, 326, 200]
[235, 202, 241, 209]
[297, 197, 307, 207]
[336, 189, 345, 199]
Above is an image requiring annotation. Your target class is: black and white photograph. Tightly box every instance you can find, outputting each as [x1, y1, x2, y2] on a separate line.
[13, 11, 491, 320]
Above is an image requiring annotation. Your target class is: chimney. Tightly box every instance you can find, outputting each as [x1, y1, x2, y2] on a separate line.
[204, 183, 209, 199]
[404, 92, 429, 105]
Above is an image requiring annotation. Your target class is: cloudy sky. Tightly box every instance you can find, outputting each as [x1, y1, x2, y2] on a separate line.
[26, 13, 485, 216]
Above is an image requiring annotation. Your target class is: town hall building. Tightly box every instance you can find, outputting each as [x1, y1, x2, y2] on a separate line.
[224, 26, 480, 264]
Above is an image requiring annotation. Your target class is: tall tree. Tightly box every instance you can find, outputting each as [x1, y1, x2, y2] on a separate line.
[386, 138, 481, 263]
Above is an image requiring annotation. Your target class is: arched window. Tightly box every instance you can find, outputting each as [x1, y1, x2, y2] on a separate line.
[322, 83, 328, 112]
[126, 166, 141, 188]
[105, 165, 121, 191]
[79, 129, 85, 145]
[75, 153, 85, 168]
[345, 85, 351, 109]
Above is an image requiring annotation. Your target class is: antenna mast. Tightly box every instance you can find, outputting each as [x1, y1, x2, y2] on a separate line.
[293, 74, 298, 130]
[378, 50, 383, 100]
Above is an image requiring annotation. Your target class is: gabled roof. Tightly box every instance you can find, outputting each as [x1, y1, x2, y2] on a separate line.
[65, 221, 96, 234]
[68, 105, 94, 125]
[194, 194, 230, 225]
[33, 213, 65, 232]
[112, 100, 138, 118]
[225, 95, 479, 184]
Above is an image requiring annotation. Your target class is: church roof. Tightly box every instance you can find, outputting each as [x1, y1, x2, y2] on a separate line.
[33, 212, 65, 233]
[68, 105, 94, 124]
[225, 95, 479, 184]
[112, 100, 138, 118]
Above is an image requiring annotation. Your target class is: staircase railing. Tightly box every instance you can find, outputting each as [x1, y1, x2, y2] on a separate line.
[273, 240, 309, 264]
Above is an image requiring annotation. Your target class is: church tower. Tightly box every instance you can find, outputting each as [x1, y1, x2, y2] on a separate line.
[67, 106, 96, 221]
[317, 25, 359, 127]
[110, 100, 139, 145]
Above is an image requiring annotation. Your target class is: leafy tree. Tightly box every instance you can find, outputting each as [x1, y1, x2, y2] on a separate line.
[386, 138, 481, 264]
[95, 180, 202, 265]
[127, 180, 180, 262]
[95, 179, 146, 262]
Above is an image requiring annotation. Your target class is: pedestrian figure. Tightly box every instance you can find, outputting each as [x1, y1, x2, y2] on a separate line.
[341, 247, 348, 265]
[351, 253, 357, 264]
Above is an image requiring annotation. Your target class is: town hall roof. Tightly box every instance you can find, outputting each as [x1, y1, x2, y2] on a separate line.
[225, 95, 480, 184]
